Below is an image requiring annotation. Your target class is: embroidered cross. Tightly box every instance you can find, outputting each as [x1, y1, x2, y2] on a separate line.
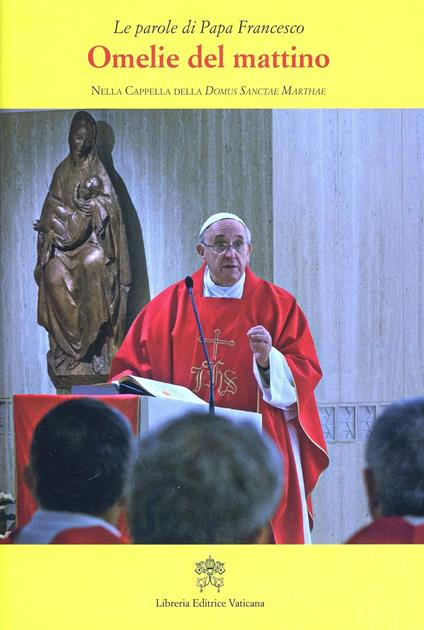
[199, 328, 236, 360]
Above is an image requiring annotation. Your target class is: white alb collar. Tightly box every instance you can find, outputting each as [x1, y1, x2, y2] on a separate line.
[203, 267, 245, 298]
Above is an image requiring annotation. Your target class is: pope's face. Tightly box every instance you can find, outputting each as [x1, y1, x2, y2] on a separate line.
[196, 219, 252, 286]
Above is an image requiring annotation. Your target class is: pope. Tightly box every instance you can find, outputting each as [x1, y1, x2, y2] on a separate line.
[110, 212, 329, 543]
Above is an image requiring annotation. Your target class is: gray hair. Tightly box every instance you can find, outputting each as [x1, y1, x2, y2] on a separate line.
[129, 413, 283, 543]
[366, 397, 424, 516]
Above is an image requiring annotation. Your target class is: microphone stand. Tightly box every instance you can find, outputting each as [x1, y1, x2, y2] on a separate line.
[185, 276, 215, 414]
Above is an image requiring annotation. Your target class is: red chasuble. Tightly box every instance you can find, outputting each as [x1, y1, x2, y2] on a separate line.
[346, 517, 424, 544]
[110, 265, 329, 543]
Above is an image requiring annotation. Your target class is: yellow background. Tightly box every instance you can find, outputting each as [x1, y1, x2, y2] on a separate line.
[1, 1, 423, 628]
[1, 545, 423, 629]
[1, 0, 424, 108]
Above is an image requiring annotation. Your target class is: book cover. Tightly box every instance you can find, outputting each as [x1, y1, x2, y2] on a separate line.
[1, 1, 423, 628]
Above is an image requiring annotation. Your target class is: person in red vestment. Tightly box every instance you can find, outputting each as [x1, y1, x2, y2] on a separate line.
[2, 398, 133, 544]
[347, 397, 424, 544]
[110, 213, 329, 543]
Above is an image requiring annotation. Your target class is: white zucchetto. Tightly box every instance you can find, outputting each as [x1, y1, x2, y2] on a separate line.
[199, 213, 248, 238]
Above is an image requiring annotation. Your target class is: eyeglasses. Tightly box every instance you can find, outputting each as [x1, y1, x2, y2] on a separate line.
[201, 240, 249, 255]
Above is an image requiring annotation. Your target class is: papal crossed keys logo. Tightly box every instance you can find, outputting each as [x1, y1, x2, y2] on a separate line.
[195, 555, 225, 592]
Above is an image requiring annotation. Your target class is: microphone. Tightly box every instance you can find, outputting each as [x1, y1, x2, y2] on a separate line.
[185, 276, 215, 414]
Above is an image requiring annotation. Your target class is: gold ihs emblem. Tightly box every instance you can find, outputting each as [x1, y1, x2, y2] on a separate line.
[191, 328, 238, 397]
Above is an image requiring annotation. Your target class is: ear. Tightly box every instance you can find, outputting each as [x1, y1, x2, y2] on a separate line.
[364, 468, 381, 520]
[196, 243, 205, 258]
[252, 524, 272, 544]
[23, 465, 35, 496]
[101, 501, 124, 527]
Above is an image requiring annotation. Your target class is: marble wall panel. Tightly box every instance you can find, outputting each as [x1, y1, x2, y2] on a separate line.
[311, 441, 369, 544]
[93, 109, 273, 298]
[338, 110, 404, 402]
[0, 400, 13, 496]
[402, 110, 424, 397]
[272, 110, 339, 403]
[0, 112, 59, 396]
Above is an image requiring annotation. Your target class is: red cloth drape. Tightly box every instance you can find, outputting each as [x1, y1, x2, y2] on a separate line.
[13, 394, 140, 530]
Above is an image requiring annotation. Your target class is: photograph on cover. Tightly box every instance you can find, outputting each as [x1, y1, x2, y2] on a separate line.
[1, 108, 423, 545]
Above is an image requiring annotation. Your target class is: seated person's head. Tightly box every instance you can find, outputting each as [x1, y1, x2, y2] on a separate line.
[365, 397, 424, 519]
[129, 413, 283, 544]
[25, 398, 133, 523]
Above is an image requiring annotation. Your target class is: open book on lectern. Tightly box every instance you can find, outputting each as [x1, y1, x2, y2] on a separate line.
[114, 375, 207, 405]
